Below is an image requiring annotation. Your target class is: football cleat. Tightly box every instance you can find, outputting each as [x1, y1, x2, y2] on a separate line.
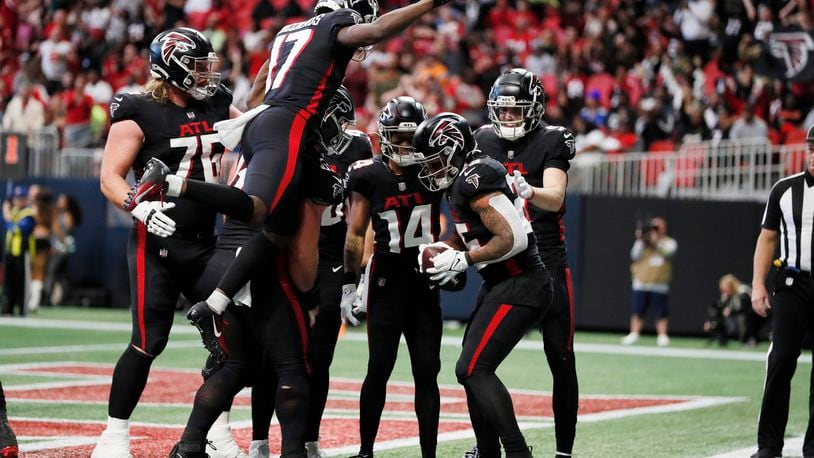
[169, 440, 210, 458]
[91, 427, 132, 458]
[124, 158, 171, 211]
[206, 413, 246, 458]
[0, 417, 17, 458]
[248, 440, 269, 458]
[187, 302, 228, 365]
[305, 441, 327, 458]
[462, 445, 479, 458]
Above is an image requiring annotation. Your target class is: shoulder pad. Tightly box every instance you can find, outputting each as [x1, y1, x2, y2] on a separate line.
[109, 93, 142, 124]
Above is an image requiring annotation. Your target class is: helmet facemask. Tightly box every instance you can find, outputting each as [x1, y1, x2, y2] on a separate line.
[182, 53, 221, 100]
[321, 103, 355, 156]
[379, 128, 424, 167]
[416, 147, 459, 191]
[487, 96, 542, 141]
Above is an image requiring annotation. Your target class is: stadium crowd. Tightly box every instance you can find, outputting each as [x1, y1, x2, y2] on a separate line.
[1, 0, 813, 153]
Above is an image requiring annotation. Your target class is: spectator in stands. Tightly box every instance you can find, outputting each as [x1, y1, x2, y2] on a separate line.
[2, 82, 45, 133]
[580, 90, 609, 129]
[37, 26, 73, 95]
[2, 186, 35, 317]
[60, 74, 96, 147]
[677, 100, 712, 144]
[84, 69, 113, 105]
[675, 0, 715, 62]
[622, 217, 678, 347]
[730, 100, 769, 140]
[45, 193, 82, 306]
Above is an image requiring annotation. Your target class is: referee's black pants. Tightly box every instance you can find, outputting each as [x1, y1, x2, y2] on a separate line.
[757, 270, 814, 456]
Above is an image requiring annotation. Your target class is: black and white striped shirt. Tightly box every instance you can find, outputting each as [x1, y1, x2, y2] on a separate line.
[762, 171, 814, 272]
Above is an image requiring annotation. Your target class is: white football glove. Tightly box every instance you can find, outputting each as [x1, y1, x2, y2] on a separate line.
[340, 283, 360, 326]
[426, 249, 469, 285]
[131, 201, 176, 238]
[417, 241, 454, 273]
[352, 276, 367, 317]
[512, 170, 534, 200]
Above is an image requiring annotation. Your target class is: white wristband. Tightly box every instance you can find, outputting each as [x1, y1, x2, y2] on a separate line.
[166, 175, 183, 197]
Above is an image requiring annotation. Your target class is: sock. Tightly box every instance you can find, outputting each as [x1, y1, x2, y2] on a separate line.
[108, 346, 153, 419]
[275, 373, 309, 457]
[106, 416, 130, 433]
[251, 369, 277, 441]
[181, 178, 256, 222]
[208, 411, 230, 437]
[182, 365, 245, 443]
[215, 233, 277, 299]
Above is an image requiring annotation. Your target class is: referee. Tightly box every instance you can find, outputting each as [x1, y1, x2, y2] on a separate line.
[751, 124, 814, 458]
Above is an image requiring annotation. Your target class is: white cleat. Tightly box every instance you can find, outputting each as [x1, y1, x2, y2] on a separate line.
[248, 439, 270, 458]
[620, 332, 639, 345]
[305, 441, 327, 458]
[657, 334, 670, 347]
[206, 412, 247, 458]
[91, 427, 132, 458]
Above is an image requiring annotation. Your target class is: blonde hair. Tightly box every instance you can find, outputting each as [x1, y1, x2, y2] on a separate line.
[719, 274, 742, 292]
[144, 78, 172, 104]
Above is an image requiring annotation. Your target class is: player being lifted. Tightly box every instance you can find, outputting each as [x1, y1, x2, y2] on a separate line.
[414, 113, 553, 458]
[342, 97, 447, 458]
[93, 27, 241, 458]
[475, 68, 578, 458]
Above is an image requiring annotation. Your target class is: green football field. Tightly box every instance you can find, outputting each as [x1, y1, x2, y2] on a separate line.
[0, 307, 810, 457]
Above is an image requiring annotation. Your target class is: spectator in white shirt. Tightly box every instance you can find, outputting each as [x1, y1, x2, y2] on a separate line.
[84, 69, 113, 105]
[729, 102, 769, 141]
[2, 83, 45, 133]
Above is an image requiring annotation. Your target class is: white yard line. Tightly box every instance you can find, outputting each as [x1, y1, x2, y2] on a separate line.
[708, 435, 804, 458]
[2, 316, 796, 363]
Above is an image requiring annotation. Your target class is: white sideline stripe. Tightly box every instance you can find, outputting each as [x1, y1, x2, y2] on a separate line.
[19, 436, 100, 452]
[2, 317, 805, 363]
[708, 435, 804, 458]
[0, 316, 197, 334]
[0, 340, 203, 356]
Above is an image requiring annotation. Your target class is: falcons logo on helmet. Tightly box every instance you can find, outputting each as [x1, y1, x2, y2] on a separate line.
[160, 31, 197, 65]
[770, 32, 814, 78]
[428, 119, 464, 150]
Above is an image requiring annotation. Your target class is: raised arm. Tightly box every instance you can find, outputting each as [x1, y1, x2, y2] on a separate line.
[337, 0, 437, 49]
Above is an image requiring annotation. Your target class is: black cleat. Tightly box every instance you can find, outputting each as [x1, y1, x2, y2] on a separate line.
[0, 417, 18, 458]
[124, 157, 171, 211]
[169, 440, 210, 458]
[187, 302, 228, 365]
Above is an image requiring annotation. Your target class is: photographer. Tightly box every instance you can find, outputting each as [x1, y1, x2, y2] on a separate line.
[704, 274, 755, 346]
[622, 217, 678, 346]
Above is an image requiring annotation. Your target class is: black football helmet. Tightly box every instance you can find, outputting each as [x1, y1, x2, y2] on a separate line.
[487, 68, 545, 141]
[413, 113, 477, 191]
[149, 27, 220, 100]
[321, 85, 356, 155]
[314, 0, 378, 22]
[378, 96, 427, 166]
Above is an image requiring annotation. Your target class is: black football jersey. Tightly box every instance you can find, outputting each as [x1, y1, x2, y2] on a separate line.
[475, 122, 575, 270]
[345, 157, 444, 259]
[110, 85, 232, 234]
[447, 154, 545, 286]
[262, 9, 361, 122]
[319, 132, 373, 265]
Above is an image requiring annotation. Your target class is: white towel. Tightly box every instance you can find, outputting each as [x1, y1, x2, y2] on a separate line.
[214, 104, 270, 151]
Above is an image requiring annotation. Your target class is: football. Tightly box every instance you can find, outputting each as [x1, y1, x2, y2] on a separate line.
[420, 244, 450, 273]
[420, 245, 468, 292]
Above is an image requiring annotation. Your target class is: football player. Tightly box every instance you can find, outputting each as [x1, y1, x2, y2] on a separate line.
[414, 113, 553, 458]
[304, 86, 373, 458]
[170, 92, 357, 458]
[475, 68, 578, 458]
[94, 27, 242, 458]
[342, 97, 444, 458]
[152, 0, 454, 353]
